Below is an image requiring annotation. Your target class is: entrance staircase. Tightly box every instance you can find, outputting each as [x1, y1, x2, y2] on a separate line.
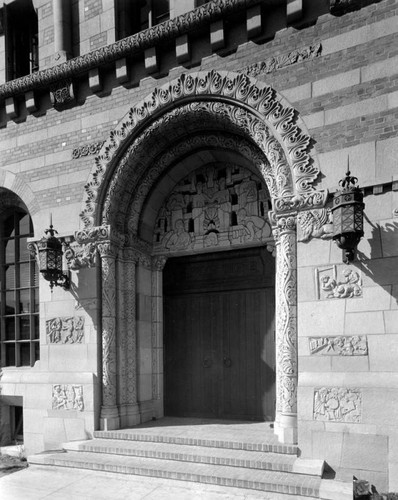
[28, 418, 352, 500]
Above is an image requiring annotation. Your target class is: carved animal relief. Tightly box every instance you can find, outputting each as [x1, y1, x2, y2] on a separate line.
[153, 164, 272, 254]
[316, 265, 362, 299]
[52, 384, 84, 411]
[46, 317, 85, 344]
[313, 387, 361, 423]
[309, 336, 368, 356]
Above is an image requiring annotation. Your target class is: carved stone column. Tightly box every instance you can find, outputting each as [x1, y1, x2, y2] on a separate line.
[121, 248, 140, 426]
[97, 241, 120, 430]
[151, 256, 167, 417]
[273, 214, 298, 444]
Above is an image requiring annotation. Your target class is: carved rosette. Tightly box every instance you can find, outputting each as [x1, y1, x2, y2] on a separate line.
[98, 241, 118, 409]
[274, 215, 298, 419]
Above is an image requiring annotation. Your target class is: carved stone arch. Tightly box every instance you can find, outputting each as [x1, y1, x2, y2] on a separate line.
[80, 70, 327, 443]
[0, 170, 40, 230]
[80, 70, 325, 230]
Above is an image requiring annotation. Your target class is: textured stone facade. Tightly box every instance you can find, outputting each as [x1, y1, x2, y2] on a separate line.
[0, 0, 396, 493]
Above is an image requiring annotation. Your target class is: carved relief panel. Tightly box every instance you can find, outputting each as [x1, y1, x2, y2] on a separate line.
[316, 265, 362, 299]
[153, 164, 272, 254]
[313, 387, 361, 423]
[46, 317, 85, 344]
[52, 384, 84, 411]
[309, 336, 368, 356]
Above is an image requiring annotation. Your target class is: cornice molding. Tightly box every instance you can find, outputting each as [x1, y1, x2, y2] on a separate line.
[0, 0, 259, 100]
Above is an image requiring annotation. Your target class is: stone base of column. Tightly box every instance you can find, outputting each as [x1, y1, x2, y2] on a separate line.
[139, 400, 154, 423]
[100, 405, 120, 431]
[124, 403, 141, 427]
[274, 412, 297, 444]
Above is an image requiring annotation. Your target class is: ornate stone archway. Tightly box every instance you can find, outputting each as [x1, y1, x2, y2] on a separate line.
[74, 70, 327, 443]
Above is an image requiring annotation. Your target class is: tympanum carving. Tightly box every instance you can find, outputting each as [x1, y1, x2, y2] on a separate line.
[154, 164, 272, 254]
[46, 317, 85, 344]
[314, 387, 361, 422]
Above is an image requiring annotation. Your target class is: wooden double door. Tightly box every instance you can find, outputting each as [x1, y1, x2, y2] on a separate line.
[164, 247, 275, 421]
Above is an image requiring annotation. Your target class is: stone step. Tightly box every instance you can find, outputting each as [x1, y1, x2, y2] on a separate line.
[29, 450, 322, 498]
[63, 438, 302, 473]
[93, 428, 298, 455]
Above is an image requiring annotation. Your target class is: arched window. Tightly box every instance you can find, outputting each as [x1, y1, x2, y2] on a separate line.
[0, 208, 39, 367]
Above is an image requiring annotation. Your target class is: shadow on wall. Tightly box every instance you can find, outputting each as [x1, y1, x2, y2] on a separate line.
[357, 214, 398, 306]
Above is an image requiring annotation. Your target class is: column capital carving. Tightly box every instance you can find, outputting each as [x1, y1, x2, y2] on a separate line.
[273, 190, 328, 215]
[152, 255, 168, 272]
[75, 225, 125, 247]
[98, 241, 118, 259]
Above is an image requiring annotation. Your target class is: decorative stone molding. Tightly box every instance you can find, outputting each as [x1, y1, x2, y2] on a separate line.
[240, 43, 322, 78]
[0, 1, 260, 100]
[316, 265, 362, 299]
[65, 241, 97, 269]
[52, 384, 84, 411]
[309, 335, 368, 356]
[313, 387, 361, 423]
[72, 141, 105, 159]
[81, 70, 319, 229]
[297, 208, 334, 242]
[330, 0, 369, 16]
[153, 163, 272, 254]
[46, 317, 85, 344]
[274, 192, 328, 215]
[50, 79, 74, 109]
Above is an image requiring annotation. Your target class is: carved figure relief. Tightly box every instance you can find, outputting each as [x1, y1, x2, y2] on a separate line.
[316, 265, 362, 299]
[297, 208, 333, 242]
[52, 384, 84, 411]
[46, 317, 85, 344]
[313, 387, 361, 423]
[309, 336, 368, 356]
[240, 43, 322, 78]
[154, 164, 272, 253]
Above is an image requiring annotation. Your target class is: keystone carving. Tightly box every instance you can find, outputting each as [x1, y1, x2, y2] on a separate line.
[297, 208, 333, 242]
[309, 336, 368, 356]
[314, 387, 361, 423]
[52, 384, 84, 411]
[316, 265, 362, 299]
[240, 43, 322, 77]
[46, 317, 85, 344]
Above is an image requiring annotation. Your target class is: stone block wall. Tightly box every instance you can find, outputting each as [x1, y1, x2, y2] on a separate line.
[0, 0, 395, 488]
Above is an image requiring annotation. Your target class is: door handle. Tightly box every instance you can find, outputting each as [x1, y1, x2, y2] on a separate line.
[203, 358, 212, 368]
[223, 357, 232, 367]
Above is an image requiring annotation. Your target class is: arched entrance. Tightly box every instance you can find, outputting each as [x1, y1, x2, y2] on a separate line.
[76, 70, 327, 444]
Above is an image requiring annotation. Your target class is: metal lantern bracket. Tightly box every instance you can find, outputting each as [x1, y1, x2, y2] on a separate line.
[331, 169, 365, 264]
[36, 222, 70, 291]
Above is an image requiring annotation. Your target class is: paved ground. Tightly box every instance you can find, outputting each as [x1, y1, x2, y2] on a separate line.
[0, 465, 315, 500]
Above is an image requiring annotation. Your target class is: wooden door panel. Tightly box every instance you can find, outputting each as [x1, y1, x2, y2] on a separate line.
[164, 248, 275, 421]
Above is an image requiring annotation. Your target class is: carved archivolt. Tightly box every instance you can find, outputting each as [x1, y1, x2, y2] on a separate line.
[309, 336, 368, 356]
[313, 387, 361, 423]
[52, 384, 84, 411]
[46, 317, 85, 344]
[153, 163, 272, 254]
[81, 70, 320, 230]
